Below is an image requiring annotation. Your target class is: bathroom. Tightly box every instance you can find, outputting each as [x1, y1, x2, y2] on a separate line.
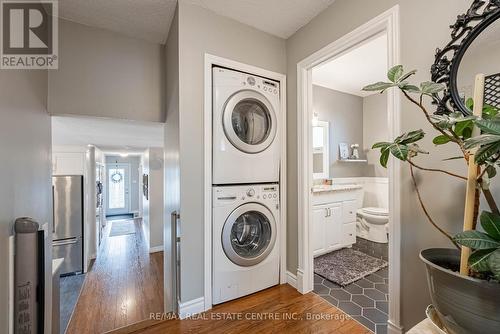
[309, 33, 390, 334]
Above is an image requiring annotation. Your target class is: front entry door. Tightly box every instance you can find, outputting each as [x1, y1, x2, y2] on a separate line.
[106, 163, 130, 216]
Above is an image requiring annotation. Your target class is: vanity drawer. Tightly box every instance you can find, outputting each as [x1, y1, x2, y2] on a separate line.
[343, 200, 357, 222]
[342, 222, 356, 246]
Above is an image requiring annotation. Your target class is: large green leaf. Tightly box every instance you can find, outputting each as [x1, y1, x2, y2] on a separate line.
[363, 82, 396, 92]
[400, 84, 421, 94]
[372, 142, 391, 149]
[395, 129, 425, 144]
[480, 211, 500, 241]
[475, 142, 500, 164]
[475, 119, 500, 135]
[398, 70, 417, 83]
[388, 65, 404, 82]
[454, 120, 473, 138]
[488, 249, 500, 280]
[453, 230, 500, 249]
[464, 134, 500, 149]
[380, 147, 390, 168]
[469, 249, 495, 272]
[420, 81, 445, 94]
[433, 135, 451, 145]
[389, 144, 409, 161]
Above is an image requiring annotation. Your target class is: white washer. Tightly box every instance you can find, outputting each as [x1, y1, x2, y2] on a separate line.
[213, 67, 280, 184]
[212, 184, 280, 305]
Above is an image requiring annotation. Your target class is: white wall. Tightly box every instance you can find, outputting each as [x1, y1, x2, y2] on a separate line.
[0, 70, 52, 333]
[48, 19, 165, 122]
[141, 151, 151, 245]
[148, 148, 164, 251]
[363, 92, 388, 178]
[176, 0, 286, 303]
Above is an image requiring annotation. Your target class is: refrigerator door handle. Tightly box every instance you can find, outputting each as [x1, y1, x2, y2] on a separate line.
[53, 237, 79, 246]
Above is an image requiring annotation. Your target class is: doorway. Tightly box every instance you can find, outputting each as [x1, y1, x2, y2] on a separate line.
[106, 162, 131, 217]
[296, 6, 402, 334]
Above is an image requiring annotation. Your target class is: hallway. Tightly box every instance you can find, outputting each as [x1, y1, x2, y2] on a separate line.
[66, 218, 164, 334]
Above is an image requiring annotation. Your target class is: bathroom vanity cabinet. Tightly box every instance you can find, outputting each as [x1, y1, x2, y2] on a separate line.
[312, 185, 362, 257]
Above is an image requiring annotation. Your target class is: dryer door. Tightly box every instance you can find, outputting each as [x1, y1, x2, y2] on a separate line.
[222, 203, 277, 267]
[223, 90, 277, 154]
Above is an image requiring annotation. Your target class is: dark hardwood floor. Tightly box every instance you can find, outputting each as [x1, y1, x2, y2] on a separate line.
[110, 284, 371, 334]
[66, 218, 164, 334]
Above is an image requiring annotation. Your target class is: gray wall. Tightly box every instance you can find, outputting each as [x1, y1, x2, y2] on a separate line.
[48, 19, 165, 122]
[176, 0, 286, 302]
[0, 71, 53, 333]
[163, 5, 180, 312]
[105, 155, 141, 213]
[148, 148, 164, 249]
[286, 0, 472, 330]
[363, 92, 389, 177]
[313, 85, 365, 177]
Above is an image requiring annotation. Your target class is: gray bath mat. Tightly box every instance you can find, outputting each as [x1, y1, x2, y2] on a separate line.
[314, 248, 388, 286]
[109, 220, 136, 237]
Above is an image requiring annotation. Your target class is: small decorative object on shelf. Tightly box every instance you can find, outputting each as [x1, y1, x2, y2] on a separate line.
[350, 143, 360, 159]
[338, 143, 349, 160]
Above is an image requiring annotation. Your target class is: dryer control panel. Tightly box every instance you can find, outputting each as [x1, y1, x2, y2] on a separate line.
[213, 184, 279, 207]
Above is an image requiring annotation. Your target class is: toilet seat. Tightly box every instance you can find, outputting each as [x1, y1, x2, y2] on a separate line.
[362, 207, 388, 217]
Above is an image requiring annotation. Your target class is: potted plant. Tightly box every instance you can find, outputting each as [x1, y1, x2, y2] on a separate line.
[364, 65, 500, 333]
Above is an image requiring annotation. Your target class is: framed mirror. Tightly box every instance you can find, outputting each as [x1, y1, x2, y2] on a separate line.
[431, 0, 500, 115]
[312, 121, 329, 179]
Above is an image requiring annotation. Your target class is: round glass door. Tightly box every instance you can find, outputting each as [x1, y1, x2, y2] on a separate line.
[223, 90, 277, 154]
[222, 203, 277, 266]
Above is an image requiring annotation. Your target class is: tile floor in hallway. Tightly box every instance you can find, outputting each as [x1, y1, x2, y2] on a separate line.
[313, 267, 389, 334]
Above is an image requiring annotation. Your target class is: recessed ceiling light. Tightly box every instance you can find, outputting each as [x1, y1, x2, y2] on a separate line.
[120, 153, 129, 158]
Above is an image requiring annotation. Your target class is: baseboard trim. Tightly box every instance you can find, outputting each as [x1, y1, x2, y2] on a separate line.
[149, 245, 164, 253]
[178, 297, 205, 319]
[296, 268, 306, 293]
[286, 271, 297, 289]
[387, 320, 404, 334]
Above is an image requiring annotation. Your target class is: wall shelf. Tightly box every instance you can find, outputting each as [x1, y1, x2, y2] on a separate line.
[339, 159, 367, 163]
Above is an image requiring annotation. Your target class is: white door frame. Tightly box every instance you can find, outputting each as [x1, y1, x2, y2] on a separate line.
[296, 6, 403, 334]
[203, 54, 287, 312]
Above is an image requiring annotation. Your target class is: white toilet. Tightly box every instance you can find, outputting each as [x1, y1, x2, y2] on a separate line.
[356, 207, 389, 243]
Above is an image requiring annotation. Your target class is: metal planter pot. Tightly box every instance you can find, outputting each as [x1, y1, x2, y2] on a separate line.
[420, 248, 500, 334]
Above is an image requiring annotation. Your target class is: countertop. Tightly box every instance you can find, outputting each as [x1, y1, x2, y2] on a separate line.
[52, 258, 64, 275]
[312, 184, 363, 193]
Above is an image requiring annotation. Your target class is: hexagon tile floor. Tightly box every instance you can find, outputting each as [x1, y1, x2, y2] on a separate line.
[313, 267, 389, 334]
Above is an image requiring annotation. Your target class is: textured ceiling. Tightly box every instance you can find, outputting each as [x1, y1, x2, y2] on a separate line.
[52, 116, 164, 152]
[58, 0, 177, 44]
[185, 0, 336, 38]
[312, 34, 388, 97]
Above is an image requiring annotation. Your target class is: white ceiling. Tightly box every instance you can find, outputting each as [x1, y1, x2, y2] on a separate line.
[52, 116, 164, 153]
[186, 0, 335, 38]
[312, 34, 388, 97]
[58, 0, 177, 44]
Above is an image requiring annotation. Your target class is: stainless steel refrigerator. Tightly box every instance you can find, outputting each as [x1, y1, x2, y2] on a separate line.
[52, 175, 84, 275]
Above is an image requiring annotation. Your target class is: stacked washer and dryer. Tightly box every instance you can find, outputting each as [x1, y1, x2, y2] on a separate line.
[212, 67, 281, 305]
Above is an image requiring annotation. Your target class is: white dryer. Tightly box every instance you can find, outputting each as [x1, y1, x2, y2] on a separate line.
[212, 67, 281, 184]
[212, 184, 280, 305]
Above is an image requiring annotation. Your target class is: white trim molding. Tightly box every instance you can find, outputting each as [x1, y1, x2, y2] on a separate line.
[203, 54, 287, 312]
[296, 5, 402, 332]
[149, 245, 164, 253]
[286, 271, 298, 289]
[178, 297, 205, 320]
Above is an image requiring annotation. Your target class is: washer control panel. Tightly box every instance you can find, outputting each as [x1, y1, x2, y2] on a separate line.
[213, 184, 279, 206]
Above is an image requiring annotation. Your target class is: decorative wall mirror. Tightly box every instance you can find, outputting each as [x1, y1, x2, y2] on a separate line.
[312, 121, 329, 179]
[431, 0, 500, 115]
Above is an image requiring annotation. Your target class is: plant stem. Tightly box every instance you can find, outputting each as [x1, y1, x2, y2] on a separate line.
[482, 188, 500, 214]
[402, 90, 467, 157]
[408, 160, 467, 180]
[409, 164, 461, 250]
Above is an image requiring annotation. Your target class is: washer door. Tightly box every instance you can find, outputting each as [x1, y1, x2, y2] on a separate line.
[223, 90, 277, 154]
[222, 203, 277, 267]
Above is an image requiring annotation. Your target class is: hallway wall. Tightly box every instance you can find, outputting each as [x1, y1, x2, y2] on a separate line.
[0, 70, 53, 333]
